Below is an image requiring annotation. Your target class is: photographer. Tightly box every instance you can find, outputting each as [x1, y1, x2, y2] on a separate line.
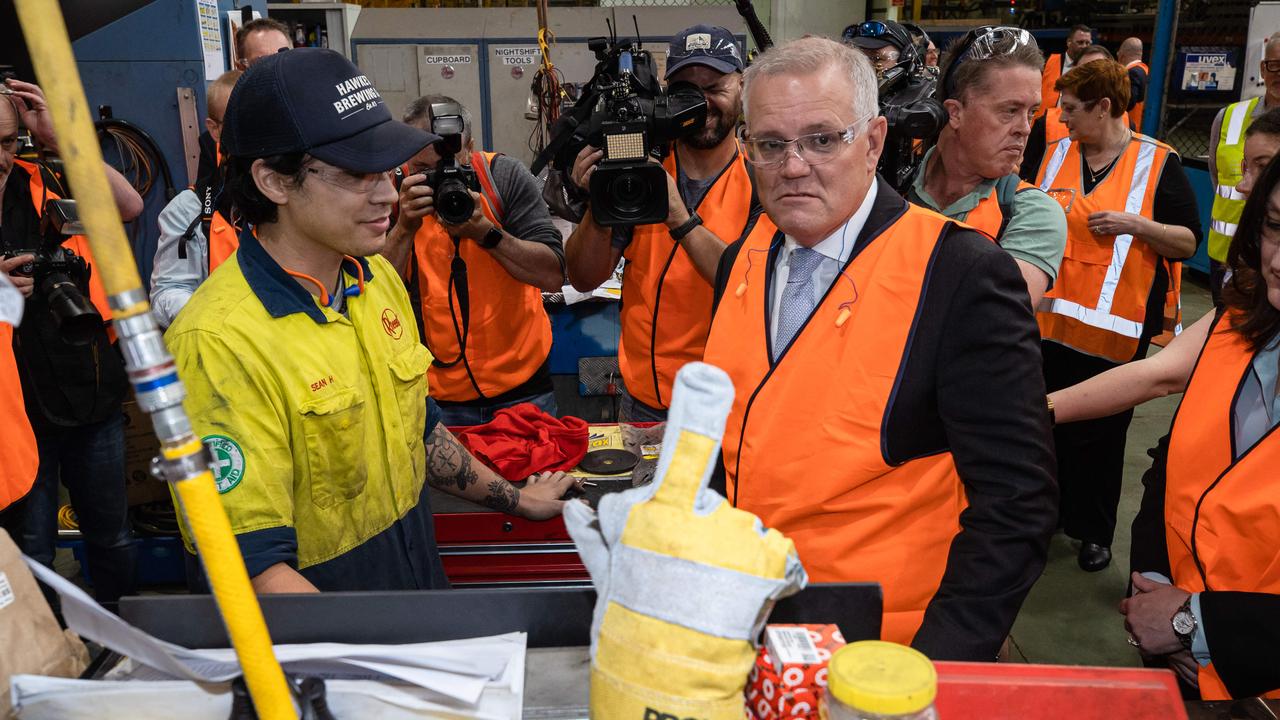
[0, 79, 142, 603]
[564, 24, 760, 422]
[909, 27, 1066, 306]
[382, 95, 565, 425]
[151, 70, 241, 329]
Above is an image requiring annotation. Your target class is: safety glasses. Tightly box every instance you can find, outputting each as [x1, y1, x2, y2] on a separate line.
[739, 115, 873, 168]
[304, 166, 395, 194]
[940, 26, 1038, 99]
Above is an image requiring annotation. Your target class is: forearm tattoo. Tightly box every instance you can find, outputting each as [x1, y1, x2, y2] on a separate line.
[425, 425, 477, 492]
[483, 480, 521, 513]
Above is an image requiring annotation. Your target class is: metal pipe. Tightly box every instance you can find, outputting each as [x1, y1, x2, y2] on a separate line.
[1144, 0, 1181, 135]
[11, 2, 295, 718]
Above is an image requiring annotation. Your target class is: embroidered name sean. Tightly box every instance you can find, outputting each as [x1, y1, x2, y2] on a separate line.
[333, 75, 382, 114]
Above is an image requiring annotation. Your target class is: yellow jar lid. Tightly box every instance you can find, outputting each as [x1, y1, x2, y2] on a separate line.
[827, 641, 937, 716]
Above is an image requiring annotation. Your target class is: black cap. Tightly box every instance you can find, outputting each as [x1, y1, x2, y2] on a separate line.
[665, 25, 743, 79]
[844, 21, 911, 53]
[221, 48, 438, 173]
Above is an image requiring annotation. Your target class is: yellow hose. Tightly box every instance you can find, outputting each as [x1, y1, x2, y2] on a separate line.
[13, 3, 295, 718]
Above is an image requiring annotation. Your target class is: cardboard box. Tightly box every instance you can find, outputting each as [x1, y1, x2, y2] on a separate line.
[121, 399, 168, 507]
[747, 624, 847, 719]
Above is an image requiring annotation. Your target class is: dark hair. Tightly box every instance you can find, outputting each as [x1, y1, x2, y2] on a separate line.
[1069, 25, 1093, 37]
[940, 33, 1044, 102]
[1055, 59, 1129, 118]
[1246, 107, 1280, 140]
[235, 18, 291, 60]
[1224, 152, 1280, 350]
[223, 152, 310, 226]
[1079, 44, 1114, 62]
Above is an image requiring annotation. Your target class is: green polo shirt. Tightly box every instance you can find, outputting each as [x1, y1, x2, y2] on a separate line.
[909, 147, 1067, 285]
[166, 228, 448, 591]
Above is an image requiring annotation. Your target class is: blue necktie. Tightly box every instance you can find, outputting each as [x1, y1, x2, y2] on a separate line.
[774, 247, 824, 360]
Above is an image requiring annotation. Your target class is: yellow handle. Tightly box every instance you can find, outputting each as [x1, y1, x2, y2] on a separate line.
[13, 3, 296, 718]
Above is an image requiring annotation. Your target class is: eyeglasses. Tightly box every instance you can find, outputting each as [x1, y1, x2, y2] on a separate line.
[740, 116, 872, 168]
[940, 26, 1037, 99]
[1264, 60, 1280, 73]
[304, 166, 393, 194]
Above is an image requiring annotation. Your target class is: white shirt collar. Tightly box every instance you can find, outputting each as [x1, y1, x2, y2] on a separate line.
[783, 180, 879, 264]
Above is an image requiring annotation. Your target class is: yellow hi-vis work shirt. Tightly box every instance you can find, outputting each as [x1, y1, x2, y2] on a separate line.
[166, 229, 448, 590]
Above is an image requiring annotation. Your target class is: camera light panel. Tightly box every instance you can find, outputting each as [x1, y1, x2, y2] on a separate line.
[605, 132, 647, 161]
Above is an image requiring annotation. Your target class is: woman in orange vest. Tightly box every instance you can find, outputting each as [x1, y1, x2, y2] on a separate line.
[1026, 60, 1201, 573]
[1119, 151, 1280, 701]
[1020, 45, 1111, 183]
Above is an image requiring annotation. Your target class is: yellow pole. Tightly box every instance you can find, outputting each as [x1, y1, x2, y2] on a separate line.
[12, 2, 295, 718]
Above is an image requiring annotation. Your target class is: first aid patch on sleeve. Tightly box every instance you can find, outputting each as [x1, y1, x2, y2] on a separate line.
[204, 435, 246, 493]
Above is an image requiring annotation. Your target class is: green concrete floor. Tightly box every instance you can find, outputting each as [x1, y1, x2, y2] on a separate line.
[1009, 273, 1216, 667]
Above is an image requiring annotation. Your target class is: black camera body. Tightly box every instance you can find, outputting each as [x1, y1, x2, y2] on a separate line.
[874, 39, 948, 193]
[532, 36, 707, 227]
[5, 199, 101, 345]
[426, 103, 481, 226]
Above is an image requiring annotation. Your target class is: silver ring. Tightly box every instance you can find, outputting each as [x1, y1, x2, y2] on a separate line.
[1127, 636, 1141, 648]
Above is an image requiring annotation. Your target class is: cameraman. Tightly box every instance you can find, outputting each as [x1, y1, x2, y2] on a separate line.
[382, 95, 564, 425]
[564, 25, 759, 422]
[151, 70, 241, 329]
[0, 80, 143, 603]
[909, 28, 1066, 306]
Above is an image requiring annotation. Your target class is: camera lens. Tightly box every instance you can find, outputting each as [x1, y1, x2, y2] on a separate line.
[608, 171, 653, 216]
[40, 273, 101, 346]
[436, 178, 476, 226]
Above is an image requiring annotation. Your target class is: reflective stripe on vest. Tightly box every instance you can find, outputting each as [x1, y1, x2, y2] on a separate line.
[704, 203, 968, 646]
[1209, 97, 1262, 262]
[410, 150, 553, 401]
[1164, 313, 1280, 700]
[0, 321, 37, 510]
[1035, 135, 1176, 362]
[618, 147, 754, 410]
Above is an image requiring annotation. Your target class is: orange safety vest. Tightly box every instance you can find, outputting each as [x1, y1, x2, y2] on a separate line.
[704, 204, 969, 646]
[619, 147, 754, 410]
[14, 159, 113, 326]
[207, 211, 238, 272]
[1164, 314, 1280, 700]
[1034, 134, 1181, 363]
[962, 177, 1037, 242]
[1037, 53, 1066, 120]
[410, 151, 552, 402]
[0, 321, 37, 511]
[1045, 106, 1070, 144]
[1127, 61, 1149, 133]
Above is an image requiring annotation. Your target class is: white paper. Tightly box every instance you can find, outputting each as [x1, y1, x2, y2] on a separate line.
[21, 557, 525, 709]
[561, 259, 624, 305]
[194, 0, 225, 81]
[0, 272, 23, 326]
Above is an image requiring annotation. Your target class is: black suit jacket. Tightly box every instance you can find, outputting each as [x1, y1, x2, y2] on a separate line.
[710, 178, 1059, 661]
[1131, 433, 1280, 698]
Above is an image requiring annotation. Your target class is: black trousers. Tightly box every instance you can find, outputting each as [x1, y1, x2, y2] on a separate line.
[1042, 340, 1145, 547]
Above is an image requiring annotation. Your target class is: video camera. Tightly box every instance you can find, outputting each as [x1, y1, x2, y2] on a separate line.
[4, 198, 101, 345]
[846, 21, 948, 193]
[425, 101, 481, 226]
[531, 27, 708, 226]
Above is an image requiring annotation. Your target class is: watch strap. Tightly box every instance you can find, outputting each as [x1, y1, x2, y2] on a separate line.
[669, 211, 703, 241]
[480, 226, 503, 249]
[1173, 597, 1196, 651]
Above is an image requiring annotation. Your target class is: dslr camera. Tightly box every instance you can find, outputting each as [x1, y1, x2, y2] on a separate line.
[426, 101, 480, 226]
[532, 32, 708, 226]
[5, 198, 101, 345]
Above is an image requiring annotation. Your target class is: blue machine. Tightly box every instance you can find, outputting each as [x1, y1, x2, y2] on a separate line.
[66, 0, 267, 287]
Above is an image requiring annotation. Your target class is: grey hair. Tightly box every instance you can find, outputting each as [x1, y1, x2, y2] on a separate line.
[402, 94, 472, 140]
[742, 36, 878, 125]
[1268, 32, 1280, 53]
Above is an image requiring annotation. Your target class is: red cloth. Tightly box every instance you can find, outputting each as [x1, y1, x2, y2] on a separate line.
[453, 404, 589, 481]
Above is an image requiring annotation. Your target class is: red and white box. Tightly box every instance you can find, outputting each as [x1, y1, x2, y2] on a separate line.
[746, 624, 846, 719]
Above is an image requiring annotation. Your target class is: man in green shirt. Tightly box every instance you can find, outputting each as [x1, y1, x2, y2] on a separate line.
[910, 27, 1066, 305]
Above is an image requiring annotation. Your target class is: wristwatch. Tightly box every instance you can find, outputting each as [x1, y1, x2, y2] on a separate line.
[669, 211, 703, 241]
[1172, 597, 1197, 652]
[479, 226, 503, 250]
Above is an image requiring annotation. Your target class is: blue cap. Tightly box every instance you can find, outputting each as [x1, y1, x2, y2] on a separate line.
[666, 25, 743, 79]
[221, 48, 438, 173]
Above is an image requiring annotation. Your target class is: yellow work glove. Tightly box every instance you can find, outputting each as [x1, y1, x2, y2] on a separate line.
[564, 362, 807, 719]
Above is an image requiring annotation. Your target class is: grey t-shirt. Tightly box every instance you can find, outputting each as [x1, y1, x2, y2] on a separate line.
[485, 154, 564, 266]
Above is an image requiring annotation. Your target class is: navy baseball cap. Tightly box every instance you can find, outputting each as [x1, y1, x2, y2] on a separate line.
[666, 25, 743, 79]
[221, 48, 438, 173]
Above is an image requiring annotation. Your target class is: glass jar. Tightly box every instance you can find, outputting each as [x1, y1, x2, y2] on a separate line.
[820, 641, 939, 720]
